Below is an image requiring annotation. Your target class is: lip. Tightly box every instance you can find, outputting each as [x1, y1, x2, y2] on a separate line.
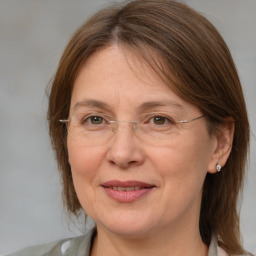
[101, 180, 156, 203]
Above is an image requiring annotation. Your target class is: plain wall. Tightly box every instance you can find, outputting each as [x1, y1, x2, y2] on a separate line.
[0, 0, 255, 255]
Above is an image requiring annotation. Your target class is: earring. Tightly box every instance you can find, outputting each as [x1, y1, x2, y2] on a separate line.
[216, 162, 221, 172]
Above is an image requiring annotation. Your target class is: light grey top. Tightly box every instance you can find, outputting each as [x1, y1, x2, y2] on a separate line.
[7, 228, 225, 256]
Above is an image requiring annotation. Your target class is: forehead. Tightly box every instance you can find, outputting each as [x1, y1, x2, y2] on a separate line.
[70, 45, 199, 115]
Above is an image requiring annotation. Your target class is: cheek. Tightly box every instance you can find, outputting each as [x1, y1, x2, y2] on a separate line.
[67, 139, 106, 195]
[67, 140, 106, 212]
[68, 139, 103, 174]
[152, 131, 213, 194]
[150, 137, 212, 221]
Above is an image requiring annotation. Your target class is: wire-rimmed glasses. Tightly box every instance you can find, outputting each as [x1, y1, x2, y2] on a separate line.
[59, 111, 204, 145]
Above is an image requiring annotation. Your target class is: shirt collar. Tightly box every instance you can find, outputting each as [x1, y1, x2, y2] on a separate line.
[208, 234, 220, 256]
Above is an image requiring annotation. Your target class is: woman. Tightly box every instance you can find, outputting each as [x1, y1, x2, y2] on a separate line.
[8, 0, 252, 255]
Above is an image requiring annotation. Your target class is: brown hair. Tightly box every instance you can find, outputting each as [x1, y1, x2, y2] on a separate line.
[48, 0, 250, 254]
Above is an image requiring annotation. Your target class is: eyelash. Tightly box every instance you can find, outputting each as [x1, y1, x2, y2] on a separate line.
[82, 115, 107, 125]
[146, 115, 176, 127]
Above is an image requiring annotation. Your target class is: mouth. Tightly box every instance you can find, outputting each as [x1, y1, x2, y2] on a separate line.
[101, 180, 156, 203]
[107, 186, 145, 191]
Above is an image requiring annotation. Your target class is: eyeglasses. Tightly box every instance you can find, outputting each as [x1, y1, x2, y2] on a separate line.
[59, 112, 204, 145]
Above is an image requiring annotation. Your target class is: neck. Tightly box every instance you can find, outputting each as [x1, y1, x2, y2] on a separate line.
[90, 223, 208, 256]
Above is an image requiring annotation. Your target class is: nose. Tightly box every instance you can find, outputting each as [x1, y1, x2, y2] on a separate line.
[106, 122, 145, 169]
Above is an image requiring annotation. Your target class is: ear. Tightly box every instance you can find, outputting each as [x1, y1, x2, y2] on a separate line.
[207, 117, 235, 174]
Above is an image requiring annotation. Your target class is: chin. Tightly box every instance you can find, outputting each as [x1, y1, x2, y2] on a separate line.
[103, 222, 156, 238]
[91, 209, 162, 238]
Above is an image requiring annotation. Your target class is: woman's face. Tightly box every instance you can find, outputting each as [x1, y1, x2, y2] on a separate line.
[67, 45, 218, 238]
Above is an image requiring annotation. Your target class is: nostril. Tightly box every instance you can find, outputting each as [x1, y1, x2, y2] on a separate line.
[129, 160, 137, 166]
[109, 160, 137, 169]
[109, 160, 115, 166]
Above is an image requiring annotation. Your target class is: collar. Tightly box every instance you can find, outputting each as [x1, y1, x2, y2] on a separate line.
[208, 234, 227, 256]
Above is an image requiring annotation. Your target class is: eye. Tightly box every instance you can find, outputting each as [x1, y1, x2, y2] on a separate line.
[150, 116, 174, 126]
[152, 116, 167, 125]
[83, 115, 105, 125]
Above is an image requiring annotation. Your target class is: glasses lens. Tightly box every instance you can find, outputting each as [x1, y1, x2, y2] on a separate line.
[65, 111, 202, 146]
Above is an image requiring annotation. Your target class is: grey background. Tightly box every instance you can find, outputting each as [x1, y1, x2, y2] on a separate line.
[0, 0, 255, 255]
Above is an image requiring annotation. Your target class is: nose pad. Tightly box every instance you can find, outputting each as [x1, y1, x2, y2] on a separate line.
[110, 121, 139, 134]
[112, 126, 117, 133]
[109, 121, 118, 133]
[131, 122, 139, 131]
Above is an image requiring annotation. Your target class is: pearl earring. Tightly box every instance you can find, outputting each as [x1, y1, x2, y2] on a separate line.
[216, 163, 221, 172]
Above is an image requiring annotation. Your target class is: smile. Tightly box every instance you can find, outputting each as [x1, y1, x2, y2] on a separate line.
[101, 180, 156, 203]
[109, 186, 142, 191]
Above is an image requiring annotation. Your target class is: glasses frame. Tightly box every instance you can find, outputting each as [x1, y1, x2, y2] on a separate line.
[59, 114, 205, 129]
[58, 113, 205, 144]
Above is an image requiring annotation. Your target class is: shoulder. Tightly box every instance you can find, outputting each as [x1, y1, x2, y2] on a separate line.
[6, 229, 95, 256]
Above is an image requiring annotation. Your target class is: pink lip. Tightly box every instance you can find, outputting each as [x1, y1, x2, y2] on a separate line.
[101, 180, 156, 203]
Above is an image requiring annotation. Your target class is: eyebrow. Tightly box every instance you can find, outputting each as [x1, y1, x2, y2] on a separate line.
[73, 99, 113, 112]
[138, 101, 183, 112]
[73, 99, 183, 112]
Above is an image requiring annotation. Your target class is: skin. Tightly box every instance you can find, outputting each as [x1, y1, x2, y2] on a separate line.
[67, 45, 234, 256]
